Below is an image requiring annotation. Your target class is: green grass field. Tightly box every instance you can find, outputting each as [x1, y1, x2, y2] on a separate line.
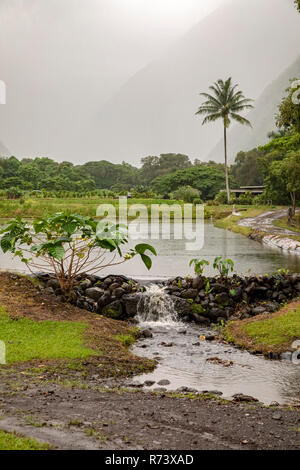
[0, 306, 98, 364]
[0, 430, 51, 450]
[0, 196, 267, 221]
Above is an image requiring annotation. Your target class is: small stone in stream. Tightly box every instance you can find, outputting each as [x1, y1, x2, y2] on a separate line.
[128, 381, 143, 388]
[202, 390, 223, 396]
[176, 386, 198, 393]
[280, 352, 292, 361]
[272, 412, 282, 420]
[153, 388, 167, 393]
[144, 380, 155, 386]
[157, 379, 170, 386]
[232, 393, 259, 403]
[141, 329, 153, 338]
[205, 335, 216, 342]
[192, 342, 200, 346]
[178, 329, 187, 335]
[160, 342, 174, 347]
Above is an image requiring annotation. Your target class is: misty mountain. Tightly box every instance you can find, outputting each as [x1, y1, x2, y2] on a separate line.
[95, 0, 300, 164]
[209, 53, 300, 162]
[0, 140, 10, 156]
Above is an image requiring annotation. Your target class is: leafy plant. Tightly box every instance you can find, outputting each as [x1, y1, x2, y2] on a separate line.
[189, 258, 209, 276]
[205, 279, 213, 294]
[213, 257, 235, 277]
[0, 213, 156, 295]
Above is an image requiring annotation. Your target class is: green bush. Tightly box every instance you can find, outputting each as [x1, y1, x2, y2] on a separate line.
[171, 186, 202, 203]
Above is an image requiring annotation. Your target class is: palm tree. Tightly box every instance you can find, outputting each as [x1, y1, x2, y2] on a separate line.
[196, 78, 253, 204]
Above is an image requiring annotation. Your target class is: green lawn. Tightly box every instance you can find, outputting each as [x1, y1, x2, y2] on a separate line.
[0, 307, 98, 364]
[243, 308, 300, 347]
[0, 430, 51, 450]
[225, 301, 300, 354]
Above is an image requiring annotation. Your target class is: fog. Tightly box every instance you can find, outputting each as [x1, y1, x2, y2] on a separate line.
[0, 0, 299, 164]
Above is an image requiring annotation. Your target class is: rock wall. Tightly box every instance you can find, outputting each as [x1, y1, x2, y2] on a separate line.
[36, 271, 300, 326]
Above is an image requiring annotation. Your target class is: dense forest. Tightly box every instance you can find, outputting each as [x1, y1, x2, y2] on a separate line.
[0, 73, 299, 207]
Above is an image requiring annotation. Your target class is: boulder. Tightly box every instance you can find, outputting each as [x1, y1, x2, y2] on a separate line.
[101, 300, 123, 319]
[172, 297, 192, 317]
[85, 287, 105, 301]
[192, 276, 205, 290]
[123, 293, 141, 317]
[79, 279, 92, 290]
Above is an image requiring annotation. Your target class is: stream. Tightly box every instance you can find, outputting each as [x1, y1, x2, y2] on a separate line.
[131, 284, 300, 406]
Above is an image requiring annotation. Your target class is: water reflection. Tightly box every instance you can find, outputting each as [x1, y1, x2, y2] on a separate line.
[0, 220, 299, 278]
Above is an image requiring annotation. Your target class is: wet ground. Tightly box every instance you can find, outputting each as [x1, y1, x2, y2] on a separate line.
[239, 209, 300, 237]
[1, 376, 300, 450]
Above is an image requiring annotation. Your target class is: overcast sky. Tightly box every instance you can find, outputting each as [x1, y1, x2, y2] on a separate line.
[3, 0, 297, 165]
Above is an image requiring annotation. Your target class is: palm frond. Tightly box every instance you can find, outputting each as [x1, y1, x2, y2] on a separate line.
[230, 112, 252, 127]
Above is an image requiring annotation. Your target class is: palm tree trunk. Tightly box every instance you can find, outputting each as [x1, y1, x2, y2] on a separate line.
[223, 121, 231, 204]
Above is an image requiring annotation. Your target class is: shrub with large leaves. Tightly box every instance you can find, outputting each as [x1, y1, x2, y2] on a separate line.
[0, 213, 156, 295]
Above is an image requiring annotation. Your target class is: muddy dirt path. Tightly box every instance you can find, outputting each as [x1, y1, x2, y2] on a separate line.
[238, 209, 300, 237]
[1, 378, 300, 450]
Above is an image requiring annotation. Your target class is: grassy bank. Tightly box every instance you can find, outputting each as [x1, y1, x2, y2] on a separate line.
[0, 430, 51, 450]
[224, 300, 300, 355]
[214, 207, 271, 236]
[273, 213, 300, 233]
[0, 272, 154, 379]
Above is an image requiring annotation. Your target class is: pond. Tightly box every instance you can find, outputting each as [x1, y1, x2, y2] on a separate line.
[1, 220, 299, 278]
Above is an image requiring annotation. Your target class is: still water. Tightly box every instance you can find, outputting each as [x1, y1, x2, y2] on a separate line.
[1, 220, 298, 278]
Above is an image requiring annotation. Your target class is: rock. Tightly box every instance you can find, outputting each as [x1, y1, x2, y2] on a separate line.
[215, 292, 229, 306]
[208, 308, 226, 320]
[79, 279, 92, 290]
[47, 279, 59, 289]
[192, 276, 205, 290]
[280, 352, 292, 361]
[205, 335, 216, 342]
[190, 313, 210, 325]
[181, 289, 198, 300]
[128, 381, 143, 388]
[109, 282, 121, 291]
[101, 300, 123, 319]
[157, 379, 170, 386]
[103, 277, 113, 287]
[178, 328, 187, 335]
[202, 390, 223, 396]
[232, 394, 259, 403]
[153, 388, 167, 393]
[272, 412, 282, 420]
[123, 293, 141, 317]
[140, 329, 153, 338]
[97, 293, 112, 310]
[252, 306, 267, 315]
[85, 287, 105, 301]
[172, 297, 192, 317]
[176, 386, 198, 393]
[112, 287, 126, 298]
[44, 287, 55, 295]
[144, 380, 155, 386]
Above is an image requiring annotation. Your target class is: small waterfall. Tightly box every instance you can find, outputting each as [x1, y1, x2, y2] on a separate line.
[137, 284, 180, 326]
